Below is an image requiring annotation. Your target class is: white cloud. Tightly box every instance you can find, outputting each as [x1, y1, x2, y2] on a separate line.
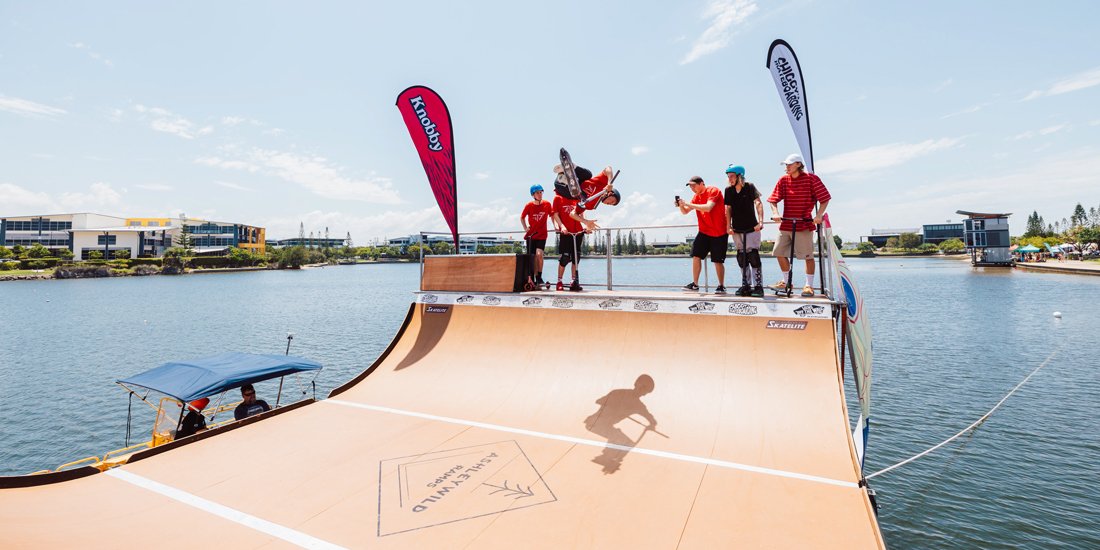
[836, 147, 1100, 238]
[222, 116, 246, 126]
[631, 145, 651, 156]
[1039, 124, 1067, 135]
[214, 180, 254, 192]
[680, 0, 758, 65]
[0, 95, 67, 118]
[198, 148, 401, 204]
[134, 104, 211, 139]
[135, 183, 174, 191]
[0, 183, 57, 213]
[473, 172, 490, 180]
[933, 79, 953, 93]
[940, 102, 991, 119]
[69, 42, 113, 67]
[1022, 66, 1100, 100]
[59, 182, 122, 210]
[817, 137, 964, 175]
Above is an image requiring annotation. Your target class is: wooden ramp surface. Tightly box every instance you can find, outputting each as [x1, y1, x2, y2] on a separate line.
[0, 294, 884, 549]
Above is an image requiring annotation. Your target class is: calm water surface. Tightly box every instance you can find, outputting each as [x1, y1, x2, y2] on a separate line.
[1, 257, 1097, 548]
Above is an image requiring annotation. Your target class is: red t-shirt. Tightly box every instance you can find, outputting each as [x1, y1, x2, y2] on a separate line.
[521, 200, 554, 239]
[767, 172, 832, 231]
[692, 186, 726, 237]
[553, 194, 583, 234]
[578, 173, 610, 211]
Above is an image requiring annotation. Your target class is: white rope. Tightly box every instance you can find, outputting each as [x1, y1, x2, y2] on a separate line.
[866, 345, 1062, 480]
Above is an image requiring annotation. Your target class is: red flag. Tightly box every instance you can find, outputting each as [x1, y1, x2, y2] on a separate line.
[396, 85, 457, 247]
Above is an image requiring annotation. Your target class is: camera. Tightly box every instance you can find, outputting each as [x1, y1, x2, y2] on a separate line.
[674, 195, 681, 206]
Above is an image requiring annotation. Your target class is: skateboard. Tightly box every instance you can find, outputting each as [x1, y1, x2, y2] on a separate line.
[559, 147, 581, 199]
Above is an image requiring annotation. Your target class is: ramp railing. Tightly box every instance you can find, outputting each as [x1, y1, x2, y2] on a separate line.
[415, 221, 840, 300]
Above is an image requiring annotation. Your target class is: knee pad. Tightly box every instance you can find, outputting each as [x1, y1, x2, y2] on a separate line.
[559, 253, 572, 267]
[736, 250, 748, 268]
[747, 249, 762, 268]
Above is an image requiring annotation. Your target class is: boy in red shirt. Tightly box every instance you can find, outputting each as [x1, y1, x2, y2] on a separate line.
[677, 176, 728, 293]
[552, 188, 586, 291]
[520, 184, 554, 286]
[767, 154, 831, 297]
[554, 164, 621, 232]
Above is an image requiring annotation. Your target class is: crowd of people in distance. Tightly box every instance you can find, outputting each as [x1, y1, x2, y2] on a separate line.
[520, 152, 830, 297]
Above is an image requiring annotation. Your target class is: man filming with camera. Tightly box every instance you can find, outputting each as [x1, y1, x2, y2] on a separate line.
[677, 175, 728, 294]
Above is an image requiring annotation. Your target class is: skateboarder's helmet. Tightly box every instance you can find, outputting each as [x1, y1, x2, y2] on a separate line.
[604, 189, 621, 205]
[725, 164, 745, 176]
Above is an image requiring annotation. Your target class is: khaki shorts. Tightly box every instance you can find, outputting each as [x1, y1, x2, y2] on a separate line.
[774, 230, 815, 260]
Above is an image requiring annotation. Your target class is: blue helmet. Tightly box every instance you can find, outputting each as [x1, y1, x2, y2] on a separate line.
[530, 184, 544, 195]
[725, 164, 746, 176]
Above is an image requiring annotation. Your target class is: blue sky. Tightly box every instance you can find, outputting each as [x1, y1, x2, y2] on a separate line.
[2, 1, 1099, 243]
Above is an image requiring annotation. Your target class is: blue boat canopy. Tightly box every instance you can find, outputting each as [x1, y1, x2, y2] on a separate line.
[117, 352, 323, 403]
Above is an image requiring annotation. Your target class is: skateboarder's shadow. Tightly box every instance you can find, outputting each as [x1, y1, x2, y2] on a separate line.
[584, 374, 659, 474]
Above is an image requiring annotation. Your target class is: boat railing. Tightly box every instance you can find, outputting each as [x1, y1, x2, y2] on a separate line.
[416, 221, 839, 300]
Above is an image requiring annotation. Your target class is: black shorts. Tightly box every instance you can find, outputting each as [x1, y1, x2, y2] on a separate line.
[527, 239, 546, 254]
[559, 233, 584, 265]
[691, 232, 728, 263]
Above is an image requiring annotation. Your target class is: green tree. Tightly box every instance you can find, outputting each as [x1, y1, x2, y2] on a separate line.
[227, 246, 253, 266]
[898, 233, 922, 249]
[277, 245, 308, 268]
[1077, 227, 1100, 244]
[407, 244, 428, 259]
[27, 243, 50, 258]
[638, 232, 647, 255]
[113, 249, 131, 260]
[627, 230, 637, 255]
[86, 250, 104, 260]
[1071, 204, 1087, 227]
[431, 241, 454, 255]
[884, 237, 899, 249]
[939, 238, 965, 253]
[56, 248, 74, 260]
[0, 246, 12, 259]
[918, 242, 939, 253]
[1024, 211, 1044, 238]
[857, 242, 876, 252]
[174, 226, 194, 253]
[614, 231, 623, 256]
[12, 244, 26, 257]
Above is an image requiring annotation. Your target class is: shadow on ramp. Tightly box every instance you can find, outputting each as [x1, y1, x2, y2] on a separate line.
[395, 304, 453, 371]
[583, 374, 666, 474]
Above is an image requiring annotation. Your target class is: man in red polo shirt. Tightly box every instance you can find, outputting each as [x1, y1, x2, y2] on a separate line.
[521, 184, 554, 286]
[677, 175, 728, 293]
[552, 189, 586, 291]
[767, 154, 831, 297]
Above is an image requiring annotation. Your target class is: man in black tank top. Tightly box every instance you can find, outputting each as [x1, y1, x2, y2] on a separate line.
[723, 165, 765, 297]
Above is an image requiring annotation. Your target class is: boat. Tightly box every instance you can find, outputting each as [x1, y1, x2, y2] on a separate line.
[14, 352, 323, 478]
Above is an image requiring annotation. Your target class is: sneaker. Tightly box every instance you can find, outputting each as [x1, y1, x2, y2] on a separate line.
[535, 276, 544, 286]
[801, 285, 815, 297]
[751, 285, 765, 297]
[736, 285, 751, 296]
[715, 285, 727, 294]
[772, 280, 788, 291]
[569, 281, 583, 292]
[683, 282, 700, 291]
[556, 281, 564, 291]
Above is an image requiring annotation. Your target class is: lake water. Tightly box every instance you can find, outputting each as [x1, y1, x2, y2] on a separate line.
[2, 257, 1097, 547]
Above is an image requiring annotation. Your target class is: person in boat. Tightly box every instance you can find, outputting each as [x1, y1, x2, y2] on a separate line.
[177, 397, 209, 439]
[521, 184, 554, 287]
[677, 175, 728, 294]
[553, 164, 621, 232]
[723, 164, 765, 297]
[767, 154, 831, 297]
[233, 384, 271, 421]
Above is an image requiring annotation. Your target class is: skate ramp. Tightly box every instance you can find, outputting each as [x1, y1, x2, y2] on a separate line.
[1, 293, 884, 549]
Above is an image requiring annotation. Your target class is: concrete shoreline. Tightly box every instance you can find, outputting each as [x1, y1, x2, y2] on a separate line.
[1014, 260, 1100, 276]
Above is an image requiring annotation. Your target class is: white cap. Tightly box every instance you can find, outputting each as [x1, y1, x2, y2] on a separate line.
[781, 153, 804, 165]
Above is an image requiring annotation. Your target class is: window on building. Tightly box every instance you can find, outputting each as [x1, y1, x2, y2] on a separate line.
[97, 235, 118, 245]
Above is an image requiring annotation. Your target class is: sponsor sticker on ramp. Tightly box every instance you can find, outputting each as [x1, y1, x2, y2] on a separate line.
[378, 441, 556, 536]
[765, 319, 807, 330]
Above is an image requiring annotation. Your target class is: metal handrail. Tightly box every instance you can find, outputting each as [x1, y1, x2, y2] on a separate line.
[415, 220, 839, 300]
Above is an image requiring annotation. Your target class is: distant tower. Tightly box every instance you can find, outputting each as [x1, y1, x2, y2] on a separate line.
[325, 227, 329, 247]
[299, 222, 305, 246]
[308, 231, 314, 249]
[346, 232, 353, 248]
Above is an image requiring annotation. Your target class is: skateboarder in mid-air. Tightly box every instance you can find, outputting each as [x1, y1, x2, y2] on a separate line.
[555, 147, 621, 232]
